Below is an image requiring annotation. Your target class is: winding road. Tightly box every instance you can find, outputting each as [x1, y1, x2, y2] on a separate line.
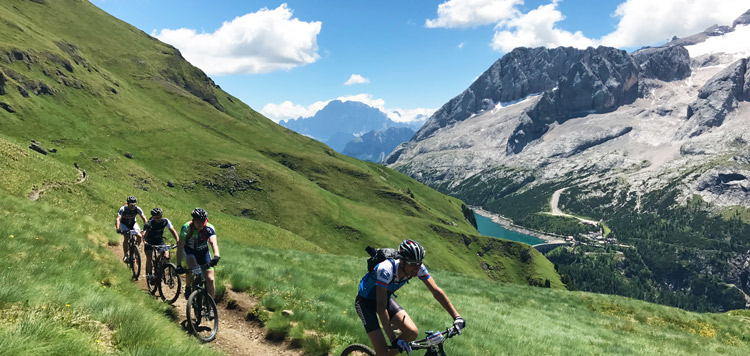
[548, 188, 600, 226]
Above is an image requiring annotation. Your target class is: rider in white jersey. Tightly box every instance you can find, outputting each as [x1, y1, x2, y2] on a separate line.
[355, 240, 465, 356]
[115, 196, 147, 263]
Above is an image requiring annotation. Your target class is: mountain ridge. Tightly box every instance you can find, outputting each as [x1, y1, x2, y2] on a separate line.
[386, 9, 750, 312]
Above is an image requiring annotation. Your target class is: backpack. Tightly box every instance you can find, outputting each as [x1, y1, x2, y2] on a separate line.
[365, 246, 400, 272]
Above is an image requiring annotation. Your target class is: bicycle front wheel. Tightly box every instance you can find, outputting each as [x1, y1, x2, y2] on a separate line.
[129, 246, 141, 280]
[186, 290, 218, 342]
[158, 263, 181, 304]
[340, 344, 376, 356]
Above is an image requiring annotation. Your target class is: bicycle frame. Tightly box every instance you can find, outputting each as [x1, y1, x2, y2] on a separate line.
[148, 244, 175, 269]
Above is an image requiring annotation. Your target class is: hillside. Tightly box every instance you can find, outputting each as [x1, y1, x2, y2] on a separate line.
[1, 1, 750, 355]
[0, 0, 556, 283]
[0, 0, 561, 353]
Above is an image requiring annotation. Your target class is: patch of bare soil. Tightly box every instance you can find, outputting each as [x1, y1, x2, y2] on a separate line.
[106, 244, 304, 356]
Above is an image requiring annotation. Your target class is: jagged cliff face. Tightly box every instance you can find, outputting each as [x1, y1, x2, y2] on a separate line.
[387, 11, 750, 213]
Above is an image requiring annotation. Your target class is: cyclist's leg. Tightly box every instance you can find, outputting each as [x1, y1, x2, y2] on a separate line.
[204, 269, 215, 300]
[184, 253, 198, 287]
[144, 244, 154, 277]
[355, 296, 397, 356]
[119, 224, 129, 261]
[122, 233, 128, 257]
[389, 300, 417, 342]
[194, 249, 215, 299]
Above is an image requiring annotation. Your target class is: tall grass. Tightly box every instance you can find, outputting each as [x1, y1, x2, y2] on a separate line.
[218, 243, 750, 355]
[0, 195, 222, 356]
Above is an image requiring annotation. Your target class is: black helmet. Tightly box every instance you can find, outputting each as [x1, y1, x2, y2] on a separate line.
[191, 208, 208, 221]
[127, 196, 137, 204]
[151, 207, 163, 217]
[399, 239, 425, 263]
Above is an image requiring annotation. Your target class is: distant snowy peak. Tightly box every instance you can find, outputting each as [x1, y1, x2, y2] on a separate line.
[684, 24, 750, 59]
[279, 99, 422, 152]
[665, 8, 750, 50]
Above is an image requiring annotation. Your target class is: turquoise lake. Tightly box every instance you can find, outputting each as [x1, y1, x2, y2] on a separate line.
[473, 212, 545, 245]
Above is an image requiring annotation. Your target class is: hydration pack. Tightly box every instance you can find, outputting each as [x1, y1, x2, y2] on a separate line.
[365, 246, 400, 272]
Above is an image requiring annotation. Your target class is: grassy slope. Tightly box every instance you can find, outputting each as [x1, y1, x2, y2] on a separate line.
[3, 1, 748, 355]
[2, 195, 749, 355]
[0, 0, 555, 283]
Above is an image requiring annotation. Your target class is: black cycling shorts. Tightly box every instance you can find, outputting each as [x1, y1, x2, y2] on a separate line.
[354, 295, 404, 333]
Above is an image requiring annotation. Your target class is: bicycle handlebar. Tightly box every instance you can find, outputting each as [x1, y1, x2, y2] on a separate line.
[389, 326, 461, 351]
[144, 243, 177, 251]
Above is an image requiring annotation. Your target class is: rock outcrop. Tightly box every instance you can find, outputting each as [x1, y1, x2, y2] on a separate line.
[506, 46, 639, 154]
[633, 46, 692, 81]
[678, 58, 749, 138]
[412, 46, 588, 142]
[694, 168, 750, 206]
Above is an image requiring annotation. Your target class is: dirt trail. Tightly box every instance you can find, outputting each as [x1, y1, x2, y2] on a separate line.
[106, 245, 304, 356]
[28, 163, 87, 200]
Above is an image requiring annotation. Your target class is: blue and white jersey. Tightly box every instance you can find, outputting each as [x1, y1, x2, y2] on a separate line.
[358, 259, 430, 300]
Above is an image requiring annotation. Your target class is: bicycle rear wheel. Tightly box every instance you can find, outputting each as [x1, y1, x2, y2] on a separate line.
[129, 246, 141, 280]
[186, 290, 218, 342]
[158, 263, 181, 304]
[340, 344, 376, 356]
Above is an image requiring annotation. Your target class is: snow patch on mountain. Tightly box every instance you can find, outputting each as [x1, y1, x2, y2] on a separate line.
[686, 24, 750, 58]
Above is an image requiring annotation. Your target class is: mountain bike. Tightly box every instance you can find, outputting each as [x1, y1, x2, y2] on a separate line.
[179, 263, 219, 342]
[125, 229, 141, 280]
[144, 243, 181, 304]
[340, 326, 462, 356]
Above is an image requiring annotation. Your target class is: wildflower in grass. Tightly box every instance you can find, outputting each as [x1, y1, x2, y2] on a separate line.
[41, 306, 46, 309]
[66, 304, 70, 307]
[9, 235, 13, 239]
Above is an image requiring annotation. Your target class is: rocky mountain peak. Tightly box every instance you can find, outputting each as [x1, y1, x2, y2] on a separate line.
[732, 8, 750, 27]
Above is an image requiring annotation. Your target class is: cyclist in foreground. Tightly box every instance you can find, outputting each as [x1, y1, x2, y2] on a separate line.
[115, 195, 147, 263]
[143, 207, 180, 284]
[355, 239, 465, 355]
[176, 208, 221, 300]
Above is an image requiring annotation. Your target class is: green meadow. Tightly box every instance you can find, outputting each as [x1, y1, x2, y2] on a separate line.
[1, 0, 749, 355]
[3, 195, 750, 355]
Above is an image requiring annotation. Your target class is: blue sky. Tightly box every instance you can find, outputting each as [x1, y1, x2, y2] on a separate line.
[91, 0, 750, 123]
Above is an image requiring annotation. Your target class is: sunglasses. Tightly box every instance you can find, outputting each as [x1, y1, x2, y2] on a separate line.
[404, 260, 421, 266]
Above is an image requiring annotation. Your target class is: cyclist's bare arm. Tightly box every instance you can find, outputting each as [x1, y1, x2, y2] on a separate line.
[423, 277, 460, 319]
[376, 286, 397, 341]
[169, 227, 180, 244]
[208, 235, 220, 259]
[115, 215, 122, 232]
[176, 238, 185, 267]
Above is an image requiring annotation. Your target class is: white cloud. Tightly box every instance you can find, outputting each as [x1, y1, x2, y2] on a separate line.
[344, 74, 370, 85]
[600, 0, 750, 48]
[491, 1, 595, 52]
[152, 4, 321, 75]
[431, 0, 750, 52]
[262, 94, 434, 124]
[425, 0, 522, 28]
[458, 42, 465, 48]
